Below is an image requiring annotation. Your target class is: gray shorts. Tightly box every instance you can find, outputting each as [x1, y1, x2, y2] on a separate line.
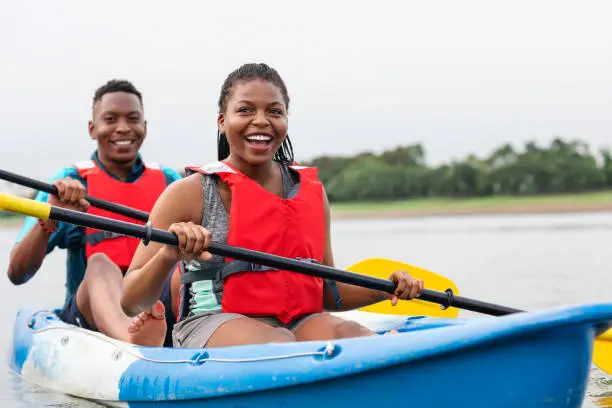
[172, 312, 324, 348]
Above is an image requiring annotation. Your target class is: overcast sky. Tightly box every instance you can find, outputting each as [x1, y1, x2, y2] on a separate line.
[1, 0, 611, 183]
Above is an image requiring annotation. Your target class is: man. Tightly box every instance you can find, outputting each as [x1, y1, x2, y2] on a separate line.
[7, 79, 180, 346]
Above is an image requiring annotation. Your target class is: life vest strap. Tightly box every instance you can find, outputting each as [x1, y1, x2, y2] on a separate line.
[179, 260, 280, 285]
[180, 261, 227, 284]
[179, 257, 343, 316]
[220, 260, 278, 276]
[325, 279, 343, 310]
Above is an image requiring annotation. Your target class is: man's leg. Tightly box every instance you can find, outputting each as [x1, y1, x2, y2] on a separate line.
[152, 262, 179, 347]
[74, 253, 166, 346]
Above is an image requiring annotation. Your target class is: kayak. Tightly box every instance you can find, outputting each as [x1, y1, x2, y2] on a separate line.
[8, 303, 612, 408]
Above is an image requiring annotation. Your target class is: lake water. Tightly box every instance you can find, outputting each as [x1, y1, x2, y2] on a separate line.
[0, 212, 611, 407]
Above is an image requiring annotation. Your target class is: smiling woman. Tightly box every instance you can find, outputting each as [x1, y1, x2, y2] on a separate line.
[222, 78, 287, 159]
[121, 63, 425, 350]
[215, 65, 294, 168]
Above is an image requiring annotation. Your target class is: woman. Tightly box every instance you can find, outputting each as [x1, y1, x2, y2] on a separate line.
[121, 63, 424, 348]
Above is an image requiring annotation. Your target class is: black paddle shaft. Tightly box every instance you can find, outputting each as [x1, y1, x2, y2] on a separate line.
[0, 168, 149, 222]
[49, 206, 525, 317]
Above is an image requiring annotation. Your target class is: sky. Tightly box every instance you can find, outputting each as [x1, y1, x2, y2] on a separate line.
[1, 0, 611, 184]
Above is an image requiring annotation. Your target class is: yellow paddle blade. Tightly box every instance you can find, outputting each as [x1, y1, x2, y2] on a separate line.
[593, 329, 612, 375]
[0, 193, 50, 220]
[347, 258, 461, 318]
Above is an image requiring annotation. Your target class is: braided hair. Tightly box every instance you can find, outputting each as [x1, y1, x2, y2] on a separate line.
[217, 63, 294, 164]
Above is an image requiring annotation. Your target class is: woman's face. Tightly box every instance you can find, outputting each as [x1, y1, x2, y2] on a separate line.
[218, 79, 288, 167]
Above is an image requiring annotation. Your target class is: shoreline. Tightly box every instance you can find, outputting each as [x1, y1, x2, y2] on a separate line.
[330, 201, 612, 220]
[1, 193, 612, 228]
[0, 217, 24, 228]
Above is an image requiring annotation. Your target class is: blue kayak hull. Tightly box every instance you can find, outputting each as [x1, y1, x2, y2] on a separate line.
[8, 304, 612, 407]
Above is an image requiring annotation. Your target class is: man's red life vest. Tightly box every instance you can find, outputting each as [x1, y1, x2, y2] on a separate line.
[185, 161, 326, 324]
[73, 160, 167, 271]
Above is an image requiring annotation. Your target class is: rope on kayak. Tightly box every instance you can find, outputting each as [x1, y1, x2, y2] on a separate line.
[27, 322, 339, 364]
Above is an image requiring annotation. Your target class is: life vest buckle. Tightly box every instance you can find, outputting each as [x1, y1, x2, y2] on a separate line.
[249, 262, 278, 272]
[295, 257, 320, 265]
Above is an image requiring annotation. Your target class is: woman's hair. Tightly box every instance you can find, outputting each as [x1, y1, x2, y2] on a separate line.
[217, 63, 294, 163]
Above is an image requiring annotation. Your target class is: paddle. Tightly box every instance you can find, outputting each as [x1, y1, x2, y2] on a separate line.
[348, 258, 461, 318]
[1, 169, 610, 372]
[593, 331, 612, 375]
[1, 192, 610, 374]
[0, 192, 522, 316]
[0, 168, 462, 317]
[0, 168, 149, 222]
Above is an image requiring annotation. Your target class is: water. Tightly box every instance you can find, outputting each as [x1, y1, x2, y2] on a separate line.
[0, 212, 611, 407]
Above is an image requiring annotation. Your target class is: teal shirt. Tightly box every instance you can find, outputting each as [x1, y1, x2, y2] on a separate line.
[15, 151, 182, 305]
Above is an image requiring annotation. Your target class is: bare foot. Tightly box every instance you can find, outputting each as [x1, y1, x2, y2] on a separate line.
[383, 329, 399, 335]
[127, 301, 167, 347]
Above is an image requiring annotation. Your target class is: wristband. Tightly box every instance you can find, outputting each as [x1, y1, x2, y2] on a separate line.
[38, 219, 58, 235]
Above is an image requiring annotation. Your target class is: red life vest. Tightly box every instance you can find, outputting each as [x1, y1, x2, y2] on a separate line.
[185, 161, 326, 324]
[73, 159, 167, 271]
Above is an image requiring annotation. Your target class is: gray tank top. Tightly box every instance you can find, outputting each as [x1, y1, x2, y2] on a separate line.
[184, 163, 299, 316]
[199, 163, 298, 259]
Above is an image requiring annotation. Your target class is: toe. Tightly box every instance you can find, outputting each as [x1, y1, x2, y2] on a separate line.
[151, 300, 166, 320]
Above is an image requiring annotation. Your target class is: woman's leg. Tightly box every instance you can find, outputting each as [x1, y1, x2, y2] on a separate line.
[293, 313, 375, 342]
[205, 317, 297, 348]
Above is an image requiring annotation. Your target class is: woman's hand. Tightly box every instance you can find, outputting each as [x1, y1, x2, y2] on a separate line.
[387, 270, 424, 306]
[159, 222, 213, 263]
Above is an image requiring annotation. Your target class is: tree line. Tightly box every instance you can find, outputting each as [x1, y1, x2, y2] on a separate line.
[2, 137, 611, 217]
[304, 138, 612, 202]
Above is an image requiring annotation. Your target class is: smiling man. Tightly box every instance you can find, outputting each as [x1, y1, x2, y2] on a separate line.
[7, 79, 181, 346]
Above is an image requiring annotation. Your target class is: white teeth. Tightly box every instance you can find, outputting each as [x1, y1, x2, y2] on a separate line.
[113, 140, 133, 146]
[246, 135, 272, 142]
